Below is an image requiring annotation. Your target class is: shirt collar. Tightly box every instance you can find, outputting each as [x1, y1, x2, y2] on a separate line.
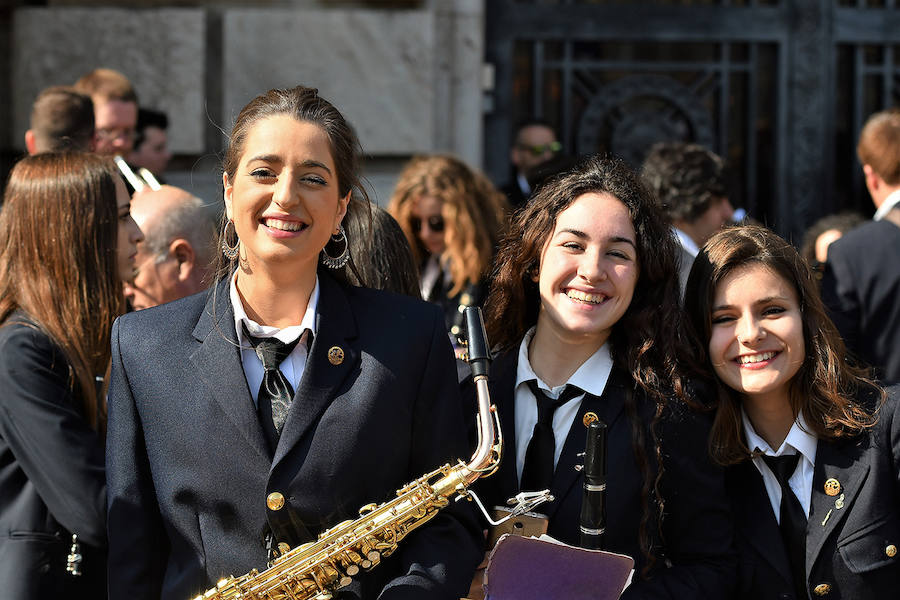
[517, 172, 531, 197]
[230, 271, 319, 345]
[674, 227, 700, 257]
[514, 326, 614, 397]
[874, 188, 900, 221]
[741, 407, 818, 466]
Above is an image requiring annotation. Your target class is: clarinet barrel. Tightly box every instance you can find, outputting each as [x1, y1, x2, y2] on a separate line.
[579, 419, 607, 549]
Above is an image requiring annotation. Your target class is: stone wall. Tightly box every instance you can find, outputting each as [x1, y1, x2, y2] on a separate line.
[4, 1, 485, 205]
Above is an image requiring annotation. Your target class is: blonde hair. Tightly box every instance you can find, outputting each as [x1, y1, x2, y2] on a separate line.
[388, 155, 508, 296]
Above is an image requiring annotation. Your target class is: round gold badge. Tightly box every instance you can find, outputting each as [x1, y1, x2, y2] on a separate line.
[583, 412, 599, 427]
[824, 478, 841, 496]
[328, 346, 344, 365]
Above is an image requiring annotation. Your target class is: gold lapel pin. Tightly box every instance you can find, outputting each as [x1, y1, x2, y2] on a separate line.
[583, 412, 599, 427]
[327, 346, 344, 366]
[824, 478, 841, 496]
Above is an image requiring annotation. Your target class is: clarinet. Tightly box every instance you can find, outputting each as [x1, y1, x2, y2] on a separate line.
[579, 415, 607, 549]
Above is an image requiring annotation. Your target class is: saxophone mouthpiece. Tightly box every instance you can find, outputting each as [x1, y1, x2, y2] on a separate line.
[464, 307, 490, 378]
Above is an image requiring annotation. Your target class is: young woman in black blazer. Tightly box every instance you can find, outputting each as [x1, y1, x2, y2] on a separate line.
[0, 152, 142, 599]
[105, 86, 482, 600]
[684, 225, 900, 599]
[466, 156, 735, 598]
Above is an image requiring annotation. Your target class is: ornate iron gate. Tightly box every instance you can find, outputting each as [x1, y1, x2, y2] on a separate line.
[485, 0, 900, 240]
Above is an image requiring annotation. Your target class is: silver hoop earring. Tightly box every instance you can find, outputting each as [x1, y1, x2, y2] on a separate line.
[321, 225, 350, 269]
[222, 220, 240, 261]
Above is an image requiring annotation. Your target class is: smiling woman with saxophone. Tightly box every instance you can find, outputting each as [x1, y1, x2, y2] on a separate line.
[467, 155, 735, 598]
[0, 152, 141, 599]
[105, 86, 482, 600]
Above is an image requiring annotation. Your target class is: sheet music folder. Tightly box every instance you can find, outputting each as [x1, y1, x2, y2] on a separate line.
[483, 534, 634, 600]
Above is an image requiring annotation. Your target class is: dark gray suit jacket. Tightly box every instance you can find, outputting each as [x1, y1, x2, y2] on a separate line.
[464, 350, 736, 599]
[821, 218, 900, 384]
[106, 273, 481, 600]
[728, 387, 900, 599]
[0, 317, 107, 599]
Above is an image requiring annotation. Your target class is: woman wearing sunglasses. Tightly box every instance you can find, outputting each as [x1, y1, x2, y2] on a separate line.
[684, 225, 899, 600]
[389, 155, 508, 350]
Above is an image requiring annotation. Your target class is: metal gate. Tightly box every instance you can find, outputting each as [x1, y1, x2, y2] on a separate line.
[484, 0, 900, 240]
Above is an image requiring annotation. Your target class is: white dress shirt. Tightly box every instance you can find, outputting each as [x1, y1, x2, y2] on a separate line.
[674, 227, 700, 258]
[230, 273, 318, 407]
[874, 188, 900, 221]
[514, 327, 614, 484]
[742, 409, 819, 521]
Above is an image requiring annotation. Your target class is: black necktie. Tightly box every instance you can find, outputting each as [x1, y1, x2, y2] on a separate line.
[243, 324, 302, 449]
[761, 453, 808, 599]
[520, 380, 583, 491]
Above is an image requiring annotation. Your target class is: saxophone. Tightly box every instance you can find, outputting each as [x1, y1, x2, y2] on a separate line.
[192, 307, 502, 600]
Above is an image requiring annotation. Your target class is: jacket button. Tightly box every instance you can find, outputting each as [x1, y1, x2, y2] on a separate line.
[266, 491, 285, 511]
[887, 544, 898, 558]
[813, 583, 831, 596]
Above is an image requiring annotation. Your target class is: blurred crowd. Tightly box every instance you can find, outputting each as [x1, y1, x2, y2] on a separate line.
[0, 68, 898, 600]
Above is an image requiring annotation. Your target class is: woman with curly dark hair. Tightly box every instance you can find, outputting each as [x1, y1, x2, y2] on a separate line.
[467, 155, 734, 598]
[683, 225, 899, 600]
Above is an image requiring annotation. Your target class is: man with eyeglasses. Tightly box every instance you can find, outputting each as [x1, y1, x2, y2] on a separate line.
[74, 68, 139, 157]
[502, 118, 561, 209]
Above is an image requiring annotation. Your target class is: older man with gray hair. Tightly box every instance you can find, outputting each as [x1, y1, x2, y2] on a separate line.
[124, 185, 219, 310]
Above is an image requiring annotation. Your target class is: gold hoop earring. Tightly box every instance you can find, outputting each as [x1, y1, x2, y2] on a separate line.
[222, 220, 240, 261]
[321, 225, 350, 269]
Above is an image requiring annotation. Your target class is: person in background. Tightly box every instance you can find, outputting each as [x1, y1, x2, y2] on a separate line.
[821, 108, 900, 384]
[0, 152, 141, 599]
[389, 154, 508, 348]
[502, 118, 561, 209]
[105, 85, 481, 600]
[641, 142, 735, 294]
[128, 107, 171, 181]
[467, 155, 734, 599]
[684, 224, 899, 600]
[123, 185, 218, 310]
[799, 212, 865, 280]
[24, 85, 95, 154]
[74, 68, 138, 157]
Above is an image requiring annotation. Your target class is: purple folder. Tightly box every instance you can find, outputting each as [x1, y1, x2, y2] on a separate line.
[483, 534, 634, 600]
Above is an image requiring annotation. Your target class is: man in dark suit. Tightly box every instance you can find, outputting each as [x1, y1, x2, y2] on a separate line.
[641, 142, 735, 296]
[106, 273, 482, 599]
[501, 119, 560, 210]
[822, 108, 900, 384]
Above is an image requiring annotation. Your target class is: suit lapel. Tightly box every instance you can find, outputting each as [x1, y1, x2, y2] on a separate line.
[546, 367, 629, 520]
[272, 274, 359, 467]
[806, 438, 870, 573]
[189, 278, 270, 463]
[490, 350, 521, 499]
[730, 460, 795, 584]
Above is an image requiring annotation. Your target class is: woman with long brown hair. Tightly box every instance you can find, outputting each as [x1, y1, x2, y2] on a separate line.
[105, 86, 481, 600]
[467, 155, 734, 598]
[684, 225, 899, 600]
[0, 151, 142, 598]
[389, 154, 507, 346]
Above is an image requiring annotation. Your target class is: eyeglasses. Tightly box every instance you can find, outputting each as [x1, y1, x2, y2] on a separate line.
[410, 215, 445, 233]
[516, 141, 562, 157]
[96, 127, 135, 143]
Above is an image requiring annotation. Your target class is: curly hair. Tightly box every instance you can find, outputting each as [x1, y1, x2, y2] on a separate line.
[683, 225, 882, 466]
[641, 142, 727, 224]
[485, 154, 700, 576]
[388, 155, 508, 297]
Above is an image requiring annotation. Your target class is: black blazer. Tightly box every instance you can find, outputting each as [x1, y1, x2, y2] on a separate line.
[821, 219, 900, 384]
[464, 350, 735, 599]
[728, 387, 900, 599]
[0, 316, 107, 599]
[106, 273, 482, 600]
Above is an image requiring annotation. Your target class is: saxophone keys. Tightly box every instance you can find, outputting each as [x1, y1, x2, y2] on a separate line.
[338, 575, 353, 587]
[358, 503, 377, 516]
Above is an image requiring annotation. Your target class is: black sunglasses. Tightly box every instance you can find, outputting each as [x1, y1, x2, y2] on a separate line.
[410, 215, 445, 233]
